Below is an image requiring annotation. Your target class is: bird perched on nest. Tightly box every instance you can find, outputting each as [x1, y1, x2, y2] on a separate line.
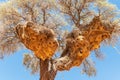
[15, 21, 59, 60]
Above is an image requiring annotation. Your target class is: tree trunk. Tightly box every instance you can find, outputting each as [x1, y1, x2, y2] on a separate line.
[40, 59, 57, 80]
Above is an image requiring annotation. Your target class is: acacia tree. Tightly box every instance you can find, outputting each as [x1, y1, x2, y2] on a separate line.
[0, 0, 120, 80]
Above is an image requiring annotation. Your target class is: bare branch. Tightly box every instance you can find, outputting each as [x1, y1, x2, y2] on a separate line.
[23, 53, 40, 74]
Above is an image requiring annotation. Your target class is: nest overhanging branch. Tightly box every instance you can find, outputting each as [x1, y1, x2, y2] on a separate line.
[15, 16, 115, 71]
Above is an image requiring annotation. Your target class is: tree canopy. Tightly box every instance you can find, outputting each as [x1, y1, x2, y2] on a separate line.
[0, 0, 120, 79]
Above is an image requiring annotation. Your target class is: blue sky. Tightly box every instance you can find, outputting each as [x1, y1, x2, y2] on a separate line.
[0, 0, 120, 80]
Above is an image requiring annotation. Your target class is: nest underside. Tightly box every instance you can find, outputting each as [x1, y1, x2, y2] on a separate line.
[16, 16, 115, 71]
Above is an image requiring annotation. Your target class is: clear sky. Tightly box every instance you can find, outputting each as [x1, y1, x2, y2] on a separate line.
[0, 0, 120, 80]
